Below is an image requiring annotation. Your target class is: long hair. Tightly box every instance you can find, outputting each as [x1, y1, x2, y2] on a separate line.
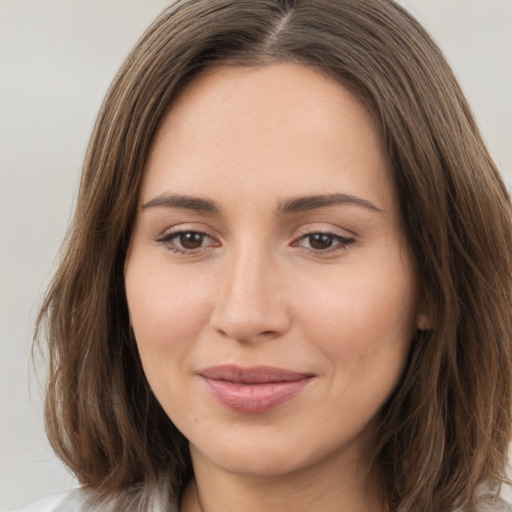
[36, 1, 512, 510]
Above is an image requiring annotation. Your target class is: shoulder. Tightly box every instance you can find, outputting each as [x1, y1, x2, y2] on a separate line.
[458, 496, 512, 512]
[477, 499, 512, 512]
[10, 489, 89, 512]
[9, 486, 180, 512]
[477, 495, 512, 511]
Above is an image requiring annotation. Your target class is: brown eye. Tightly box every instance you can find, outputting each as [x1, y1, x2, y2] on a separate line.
[179, 232, 206, 250]
[156, 230, 216, 253]
[308, 233, 335, 250]
[293, 231, 355, 254]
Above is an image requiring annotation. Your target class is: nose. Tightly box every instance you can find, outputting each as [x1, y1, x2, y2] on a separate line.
[209, 245, 291, 343]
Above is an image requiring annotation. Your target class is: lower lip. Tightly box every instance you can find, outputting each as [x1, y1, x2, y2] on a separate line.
[202, 377, 313, 413]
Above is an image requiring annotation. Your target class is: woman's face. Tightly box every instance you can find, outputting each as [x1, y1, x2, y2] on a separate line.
[125, 63, 422, 478]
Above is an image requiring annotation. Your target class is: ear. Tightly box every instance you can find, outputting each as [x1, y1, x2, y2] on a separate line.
[414, 285, 433, 330]
[416, 311, 432, 330]
[416, 296, 433, 330]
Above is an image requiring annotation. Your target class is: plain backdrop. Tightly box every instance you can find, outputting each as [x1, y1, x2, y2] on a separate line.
[1, 1, 511, 510]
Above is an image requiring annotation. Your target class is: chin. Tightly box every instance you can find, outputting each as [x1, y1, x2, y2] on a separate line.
[195, 444, 313, 477]
[189, 424, 369, 480]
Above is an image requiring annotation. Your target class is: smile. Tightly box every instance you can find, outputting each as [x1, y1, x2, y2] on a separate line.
[199, 365, 315, 413]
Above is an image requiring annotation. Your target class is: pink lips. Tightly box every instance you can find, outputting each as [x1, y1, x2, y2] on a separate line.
[199, 365, 314, 413]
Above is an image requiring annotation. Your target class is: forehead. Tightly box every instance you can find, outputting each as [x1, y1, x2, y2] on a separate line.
[142, 62, 394, 213]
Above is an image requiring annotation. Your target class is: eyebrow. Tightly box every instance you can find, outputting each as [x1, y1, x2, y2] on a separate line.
[277, 193, 383, 215]
[141, 192, 382, 215]
[142, 194, 221, 214]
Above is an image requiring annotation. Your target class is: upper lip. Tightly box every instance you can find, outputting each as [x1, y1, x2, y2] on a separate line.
[199, 365, 315, 384]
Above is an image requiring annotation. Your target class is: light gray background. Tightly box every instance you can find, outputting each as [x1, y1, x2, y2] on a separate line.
[1, 1, 511, 510]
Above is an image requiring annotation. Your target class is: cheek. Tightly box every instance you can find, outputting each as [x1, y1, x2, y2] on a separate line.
[125, 261, 216, 423]
[302, 270, 415, 427]
[125, 261, 212, 362]
[294, 254, 417, 376]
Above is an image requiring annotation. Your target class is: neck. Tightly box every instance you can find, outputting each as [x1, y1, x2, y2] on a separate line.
[181, 446, 387, 512]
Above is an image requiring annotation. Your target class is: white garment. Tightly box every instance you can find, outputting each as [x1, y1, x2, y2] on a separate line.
[12, 488, 512, 511]
[11, 486, 179, 512]
[11, 489, 86, 512]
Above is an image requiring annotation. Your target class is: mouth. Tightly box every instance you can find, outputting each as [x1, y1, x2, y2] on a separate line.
[198, 365, 315, 413]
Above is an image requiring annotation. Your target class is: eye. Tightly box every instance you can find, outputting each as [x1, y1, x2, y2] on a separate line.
[175, 232, 208, 250]
[156, 230, 218, 254]
[293, 232, 354, 253]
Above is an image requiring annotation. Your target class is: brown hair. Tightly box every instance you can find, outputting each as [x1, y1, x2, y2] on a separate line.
[36, 0, 512, 510]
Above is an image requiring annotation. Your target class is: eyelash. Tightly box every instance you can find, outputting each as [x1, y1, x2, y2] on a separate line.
[292, 232, 355, 254]
[155, 230, 216, 255]
[155, 230, 355, 256]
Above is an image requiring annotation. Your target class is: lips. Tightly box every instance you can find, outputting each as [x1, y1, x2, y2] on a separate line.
[199, 365, 315, 413]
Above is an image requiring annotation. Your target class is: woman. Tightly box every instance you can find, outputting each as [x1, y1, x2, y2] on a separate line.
[19, 0, 512, 510]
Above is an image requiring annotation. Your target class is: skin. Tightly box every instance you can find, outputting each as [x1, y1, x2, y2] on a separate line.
[125, 62, 425, 512]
